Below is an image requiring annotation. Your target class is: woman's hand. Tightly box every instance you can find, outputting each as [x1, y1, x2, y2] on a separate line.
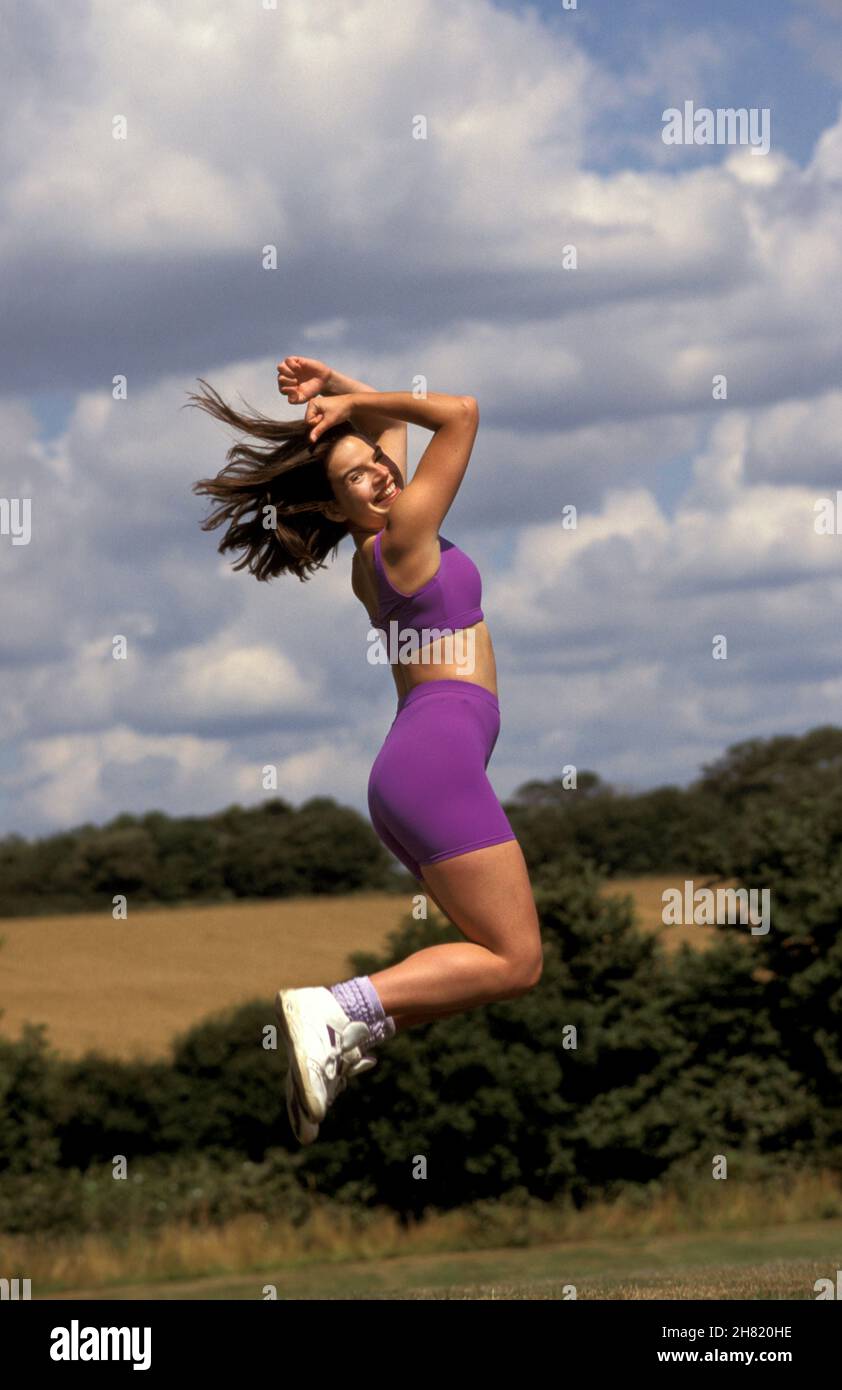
[305, 393, 355, 443]
[277, 355, 331, 404]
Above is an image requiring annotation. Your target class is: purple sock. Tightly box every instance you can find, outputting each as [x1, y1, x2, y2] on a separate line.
[329, 976, 396, 1045]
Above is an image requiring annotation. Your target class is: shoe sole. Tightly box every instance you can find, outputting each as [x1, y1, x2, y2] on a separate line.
[285, 1070, 319, 1146]
[275, 990, 326, 1123]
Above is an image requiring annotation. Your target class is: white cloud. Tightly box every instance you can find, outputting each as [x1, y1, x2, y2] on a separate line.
[4, 1, 842, 832]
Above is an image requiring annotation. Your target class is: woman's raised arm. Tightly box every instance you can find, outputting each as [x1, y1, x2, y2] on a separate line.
[346, 391, 479, 543]
[278, 357, 408, 480]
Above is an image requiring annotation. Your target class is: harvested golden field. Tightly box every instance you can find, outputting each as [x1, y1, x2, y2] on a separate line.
[0, 877, 740, 1061]
[599, 874, 742, 949]
[0, 892, 409, 1062]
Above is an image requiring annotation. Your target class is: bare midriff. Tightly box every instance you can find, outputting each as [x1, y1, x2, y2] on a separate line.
[352, 539, 499, 701]
[385, 619, 498, 700]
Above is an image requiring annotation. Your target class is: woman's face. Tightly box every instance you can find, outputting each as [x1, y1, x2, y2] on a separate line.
[323, 433, 404, 530]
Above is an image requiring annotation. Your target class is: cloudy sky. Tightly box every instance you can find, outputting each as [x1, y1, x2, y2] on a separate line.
[2, 0, 842, 838]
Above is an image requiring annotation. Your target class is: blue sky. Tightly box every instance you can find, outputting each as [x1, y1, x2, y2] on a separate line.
[499, 0, 842, 169]
[2, 0, 842, 838]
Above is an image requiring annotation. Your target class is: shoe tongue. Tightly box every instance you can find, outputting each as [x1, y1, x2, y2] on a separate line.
[341, 1021, 372, 1049]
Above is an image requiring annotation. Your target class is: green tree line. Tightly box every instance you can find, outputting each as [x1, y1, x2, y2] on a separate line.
[0, 798, 396, 916]
[2, 724, 841, 916]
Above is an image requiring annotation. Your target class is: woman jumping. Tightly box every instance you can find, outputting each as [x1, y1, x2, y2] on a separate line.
[188, 356, 542, 1145]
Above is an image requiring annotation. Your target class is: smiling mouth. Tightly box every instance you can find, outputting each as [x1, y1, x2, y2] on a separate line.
[375, 481, 399, 502]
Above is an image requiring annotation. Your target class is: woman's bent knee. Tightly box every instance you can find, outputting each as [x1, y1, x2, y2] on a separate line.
[506, 946, 543, 996]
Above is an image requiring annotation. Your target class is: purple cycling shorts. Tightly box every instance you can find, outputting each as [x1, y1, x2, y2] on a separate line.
[367, 679, 518, 882]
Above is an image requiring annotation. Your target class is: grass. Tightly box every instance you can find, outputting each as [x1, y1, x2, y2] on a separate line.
[15, 1169, 842, 1299]
[36, 1223, 842, 1301]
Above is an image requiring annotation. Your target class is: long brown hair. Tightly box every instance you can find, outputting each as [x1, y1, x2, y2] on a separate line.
[185, 377, 363, 581]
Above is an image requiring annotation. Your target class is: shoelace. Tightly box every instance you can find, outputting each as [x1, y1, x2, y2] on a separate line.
[322, 1023, 373, 1090]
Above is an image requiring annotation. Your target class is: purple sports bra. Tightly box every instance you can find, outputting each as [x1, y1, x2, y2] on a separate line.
[372, 530, 484, 639]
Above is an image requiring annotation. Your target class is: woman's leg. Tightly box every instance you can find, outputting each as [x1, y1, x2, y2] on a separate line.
[385, 880, 508, 1031]
[368, 838, 542, 1018]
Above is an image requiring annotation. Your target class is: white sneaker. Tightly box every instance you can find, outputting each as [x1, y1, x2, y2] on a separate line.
[275, 987, 377, 1124]
[284, 1042, 377, 1147]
